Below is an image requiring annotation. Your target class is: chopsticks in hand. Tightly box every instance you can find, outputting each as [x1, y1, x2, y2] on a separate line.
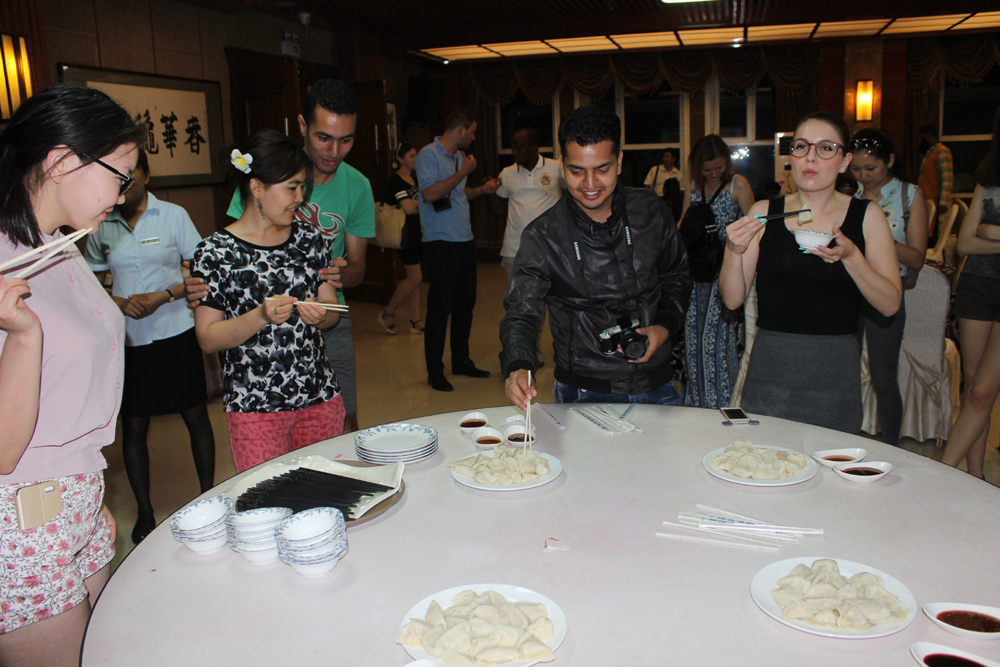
[753, 209, 811, 223]
[265, 296, 349, 312]
[0, 228, 89, 278]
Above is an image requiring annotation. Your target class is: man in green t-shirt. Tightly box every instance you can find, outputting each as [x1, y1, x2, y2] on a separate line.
[188, 80, 375, 433]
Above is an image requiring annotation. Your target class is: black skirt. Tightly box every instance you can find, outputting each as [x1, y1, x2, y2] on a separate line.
[121, 327, 208, 417]
[397, 214, 423, 266]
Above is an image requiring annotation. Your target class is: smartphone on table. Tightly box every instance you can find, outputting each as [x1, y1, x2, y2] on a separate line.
[719, 407, 755, 425]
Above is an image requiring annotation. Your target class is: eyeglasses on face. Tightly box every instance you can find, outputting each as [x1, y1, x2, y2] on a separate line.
[790, 140, 844, 160]
[81, 153, 134, 196]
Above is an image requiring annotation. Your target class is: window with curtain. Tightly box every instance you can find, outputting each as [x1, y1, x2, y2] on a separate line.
[499, 90, 554, 150]
[941, 65, 1000, 194]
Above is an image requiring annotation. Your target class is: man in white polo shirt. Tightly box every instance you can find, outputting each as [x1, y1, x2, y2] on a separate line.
[497, 128, 562, 286]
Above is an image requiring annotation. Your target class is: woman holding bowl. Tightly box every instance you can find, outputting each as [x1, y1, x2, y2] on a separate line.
[943, 107, 1000, 478]
[84, 148, 216, 544]
[848, 128, 928, 446]
[191, 130, 344, 473]
[720, 112, 901, 432]
[0, 84, 142, 666]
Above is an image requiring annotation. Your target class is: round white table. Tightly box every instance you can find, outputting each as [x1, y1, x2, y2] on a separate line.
[82, 405, 1000, 666]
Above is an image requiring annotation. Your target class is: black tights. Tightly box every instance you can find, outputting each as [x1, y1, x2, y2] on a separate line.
[122, 404, 216, 521]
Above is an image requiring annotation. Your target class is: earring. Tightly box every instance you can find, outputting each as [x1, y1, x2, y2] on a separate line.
[256, 199, 264, 218]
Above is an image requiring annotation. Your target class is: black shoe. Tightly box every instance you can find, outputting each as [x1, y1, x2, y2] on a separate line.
[452, 359, 491, 378]
[132, 515, 156, 544]
[428, 374, 454, 392]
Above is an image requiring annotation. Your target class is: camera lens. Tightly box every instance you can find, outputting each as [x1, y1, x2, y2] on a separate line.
[620, 332, 646, 361]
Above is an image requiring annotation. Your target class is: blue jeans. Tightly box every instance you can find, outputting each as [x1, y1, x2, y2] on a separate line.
[553, 380, 684, 406]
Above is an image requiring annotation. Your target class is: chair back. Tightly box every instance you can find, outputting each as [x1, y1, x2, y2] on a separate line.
[902, 265, 951, 368]
[927, 204, 959, 263]
[954, 198, 968, 233]
[926, 200, 937, 237]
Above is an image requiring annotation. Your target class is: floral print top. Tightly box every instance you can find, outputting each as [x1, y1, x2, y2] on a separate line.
[191, 222, 339, 413]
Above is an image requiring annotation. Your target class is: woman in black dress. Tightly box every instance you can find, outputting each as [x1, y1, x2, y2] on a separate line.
[378, 143, 424, 334]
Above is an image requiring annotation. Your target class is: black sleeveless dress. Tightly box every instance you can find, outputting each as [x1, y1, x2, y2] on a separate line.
[740, 196, 869, 433]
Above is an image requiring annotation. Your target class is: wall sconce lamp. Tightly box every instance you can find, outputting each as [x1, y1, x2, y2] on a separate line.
[856, 80, 873, 122]
[0, 34, 33, 121]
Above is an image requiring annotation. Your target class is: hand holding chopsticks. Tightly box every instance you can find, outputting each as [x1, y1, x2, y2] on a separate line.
[0, 228, 89, 279]
[753, 208, 811, 223]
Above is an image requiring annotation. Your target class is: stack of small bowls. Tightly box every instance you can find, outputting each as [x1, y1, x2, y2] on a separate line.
[227, 507, 292, 564]
[275, 507, 349, 577]
[169, 496, 234, 554]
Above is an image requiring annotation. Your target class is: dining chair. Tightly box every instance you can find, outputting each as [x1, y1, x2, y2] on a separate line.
[925, 200, 937, 238]
[926, 204, 959, 264]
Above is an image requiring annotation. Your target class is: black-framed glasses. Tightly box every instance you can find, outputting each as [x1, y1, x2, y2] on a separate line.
[790, 140, 844, 160]
[81, 153, 134, 196]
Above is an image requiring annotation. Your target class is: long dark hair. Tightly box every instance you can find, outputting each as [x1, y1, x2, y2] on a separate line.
[220, 130, 313, 208]
[0, 83, 144, 248]
[849, 127, 908, 182]
[974, 105, 1000, 188]
[394, 141, 414, 170]
[688, 134, 734, 194]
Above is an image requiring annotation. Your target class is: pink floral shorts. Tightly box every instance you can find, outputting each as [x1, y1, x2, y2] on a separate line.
[0, 472, 115, 634]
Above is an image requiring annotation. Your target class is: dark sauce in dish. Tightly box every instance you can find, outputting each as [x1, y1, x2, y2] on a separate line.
[461, 419, 487, 428]
[476, 436, 502, 445]
[841, 467, 883, 476]
[937, 610, 1000, 633]
[824, 455, 855, 462]
[507, 434, 534, 443]
[924, 654, 987, 667]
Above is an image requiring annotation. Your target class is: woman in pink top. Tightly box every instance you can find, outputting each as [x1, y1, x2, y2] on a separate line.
[0, 84, 143, 666]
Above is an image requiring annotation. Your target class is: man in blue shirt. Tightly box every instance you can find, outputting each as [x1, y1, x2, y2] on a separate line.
[415, 108, 499, 391]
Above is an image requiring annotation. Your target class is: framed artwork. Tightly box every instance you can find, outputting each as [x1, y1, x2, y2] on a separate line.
[59, 64, 226, 188]
[387, 102, 398, 156]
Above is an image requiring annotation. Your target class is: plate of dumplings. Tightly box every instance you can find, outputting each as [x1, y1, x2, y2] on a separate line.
[750, 557, 917, 639]
[703, 441, 818, 487]
[397, 584, 566, 666]
[448, 447, 563, 492]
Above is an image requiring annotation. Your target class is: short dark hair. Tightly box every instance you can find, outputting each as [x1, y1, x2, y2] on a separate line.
[974, 105, 1000, 188]
[664, 148, 679, 161]
[135, 147, 150, 175]
[221, 130, 313, 208]
[795, 112, 851, 147]
[850, 127, 907, 181]
[302, 79, 358, 126]
[918, 124, 939, 139]
[445, 108, 475, 131]
[0, 83, 145, 248]
[512, 127, 540, 147]
[558, 104, 621, 155]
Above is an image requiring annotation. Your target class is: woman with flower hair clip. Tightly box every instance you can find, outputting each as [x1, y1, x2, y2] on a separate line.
[190, 130, 344, 472]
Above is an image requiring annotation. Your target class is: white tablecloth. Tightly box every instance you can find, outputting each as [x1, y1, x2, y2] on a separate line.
[82, 405, 1000, 665]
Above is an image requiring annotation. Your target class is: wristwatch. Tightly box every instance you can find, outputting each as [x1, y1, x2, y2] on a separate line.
[166, 289, 177, 303]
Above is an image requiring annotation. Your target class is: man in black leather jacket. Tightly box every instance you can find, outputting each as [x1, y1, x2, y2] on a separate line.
[500, 105, 693, 409]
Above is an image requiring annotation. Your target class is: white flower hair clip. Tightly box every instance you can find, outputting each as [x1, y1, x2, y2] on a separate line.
[231, 149, 253, 174]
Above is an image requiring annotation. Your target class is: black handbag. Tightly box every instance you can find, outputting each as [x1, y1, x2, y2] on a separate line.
[679, 180, 727, 283]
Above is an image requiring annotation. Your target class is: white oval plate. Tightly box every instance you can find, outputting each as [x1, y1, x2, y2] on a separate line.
[703, 446, 818, 487]
[354, 423, 438, 453]
[911, 642, 1000, 667]
[750, 557, 917, 639]
[450, 451, 562, 492]
[923, 602, 1000, 641]
[400, 583, 567, 667]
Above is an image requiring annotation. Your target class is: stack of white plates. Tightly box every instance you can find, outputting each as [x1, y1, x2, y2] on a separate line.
[227, 506, 292, 564]
[275, 507, 349, 577]
[355, 423, 438, 464]
[169, 496, 234, 554]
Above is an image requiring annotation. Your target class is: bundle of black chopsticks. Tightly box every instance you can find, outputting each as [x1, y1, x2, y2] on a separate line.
[235, 468, 394, 520]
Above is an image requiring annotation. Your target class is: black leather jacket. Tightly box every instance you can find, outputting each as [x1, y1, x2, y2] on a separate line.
[499, 185, 692, 394]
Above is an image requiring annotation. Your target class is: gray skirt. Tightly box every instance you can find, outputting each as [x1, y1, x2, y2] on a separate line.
[741, 329, 862, 434]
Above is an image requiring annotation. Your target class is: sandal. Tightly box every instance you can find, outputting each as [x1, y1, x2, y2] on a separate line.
[410, 319, 425, 334]
[378, 311, 397, 334]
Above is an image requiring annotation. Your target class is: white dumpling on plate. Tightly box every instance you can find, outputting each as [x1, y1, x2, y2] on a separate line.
[422, 626, 445, 656]
[519, 638, 556, 662]
[425, 600, 447, 628]
[525, 616, 555, 641]
[514, 602, 548, 623]
[441, 648, 482, 667]
[477, 646, 521, 664]
[397, 619, 431, 647]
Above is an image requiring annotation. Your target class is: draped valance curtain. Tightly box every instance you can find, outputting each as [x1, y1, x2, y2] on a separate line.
[465, 44, 821, 104]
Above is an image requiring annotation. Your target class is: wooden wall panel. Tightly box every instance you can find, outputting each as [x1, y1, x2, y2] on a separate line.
[0, 0, 50, 90]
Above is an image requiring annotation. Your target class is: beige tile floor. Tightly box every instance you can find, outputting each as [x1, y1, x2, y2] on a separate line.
[103, 262, 1000, 567]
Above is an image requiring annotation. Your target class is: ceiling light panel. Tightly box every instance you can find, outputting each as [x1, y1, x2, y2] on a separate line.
[481, 41, 558, 56]
[546, 36, 619, 52]
[951, 11, 1000, 30]
[812, 19, 890, 38]
[610, 31, 681, 48]
[746, 24, 816, 41]
[880, 14, 970, 34]
[422, 46, 500, 60]
[677, 27, 744, 46]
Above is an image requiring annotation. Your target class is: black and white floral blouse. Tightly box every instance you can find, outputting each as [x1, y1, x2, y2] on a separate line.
[191, 222, 339, 413]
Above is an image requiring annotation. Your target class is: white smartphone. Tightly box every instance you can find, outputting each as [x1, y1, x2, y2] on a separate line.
[720, 407, 752, 424]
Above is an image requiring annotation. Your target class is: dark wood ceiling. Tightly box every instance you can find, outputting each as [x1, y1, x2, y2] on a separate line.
[210, 0, 1000, 51]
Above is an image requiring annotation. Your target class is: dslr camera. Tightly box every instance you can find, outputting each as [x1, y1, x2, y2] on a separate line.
[598, 315, 648, 361]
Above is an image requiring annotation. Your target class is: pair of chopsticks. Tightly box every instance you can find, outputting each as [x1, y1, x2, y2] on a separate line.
[0, 228, 88, 279]
[656, 504, 823, 552]
[265, 296, 349, 312]
[753, 208, 811, 222]
[524, 371, 533, 453]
